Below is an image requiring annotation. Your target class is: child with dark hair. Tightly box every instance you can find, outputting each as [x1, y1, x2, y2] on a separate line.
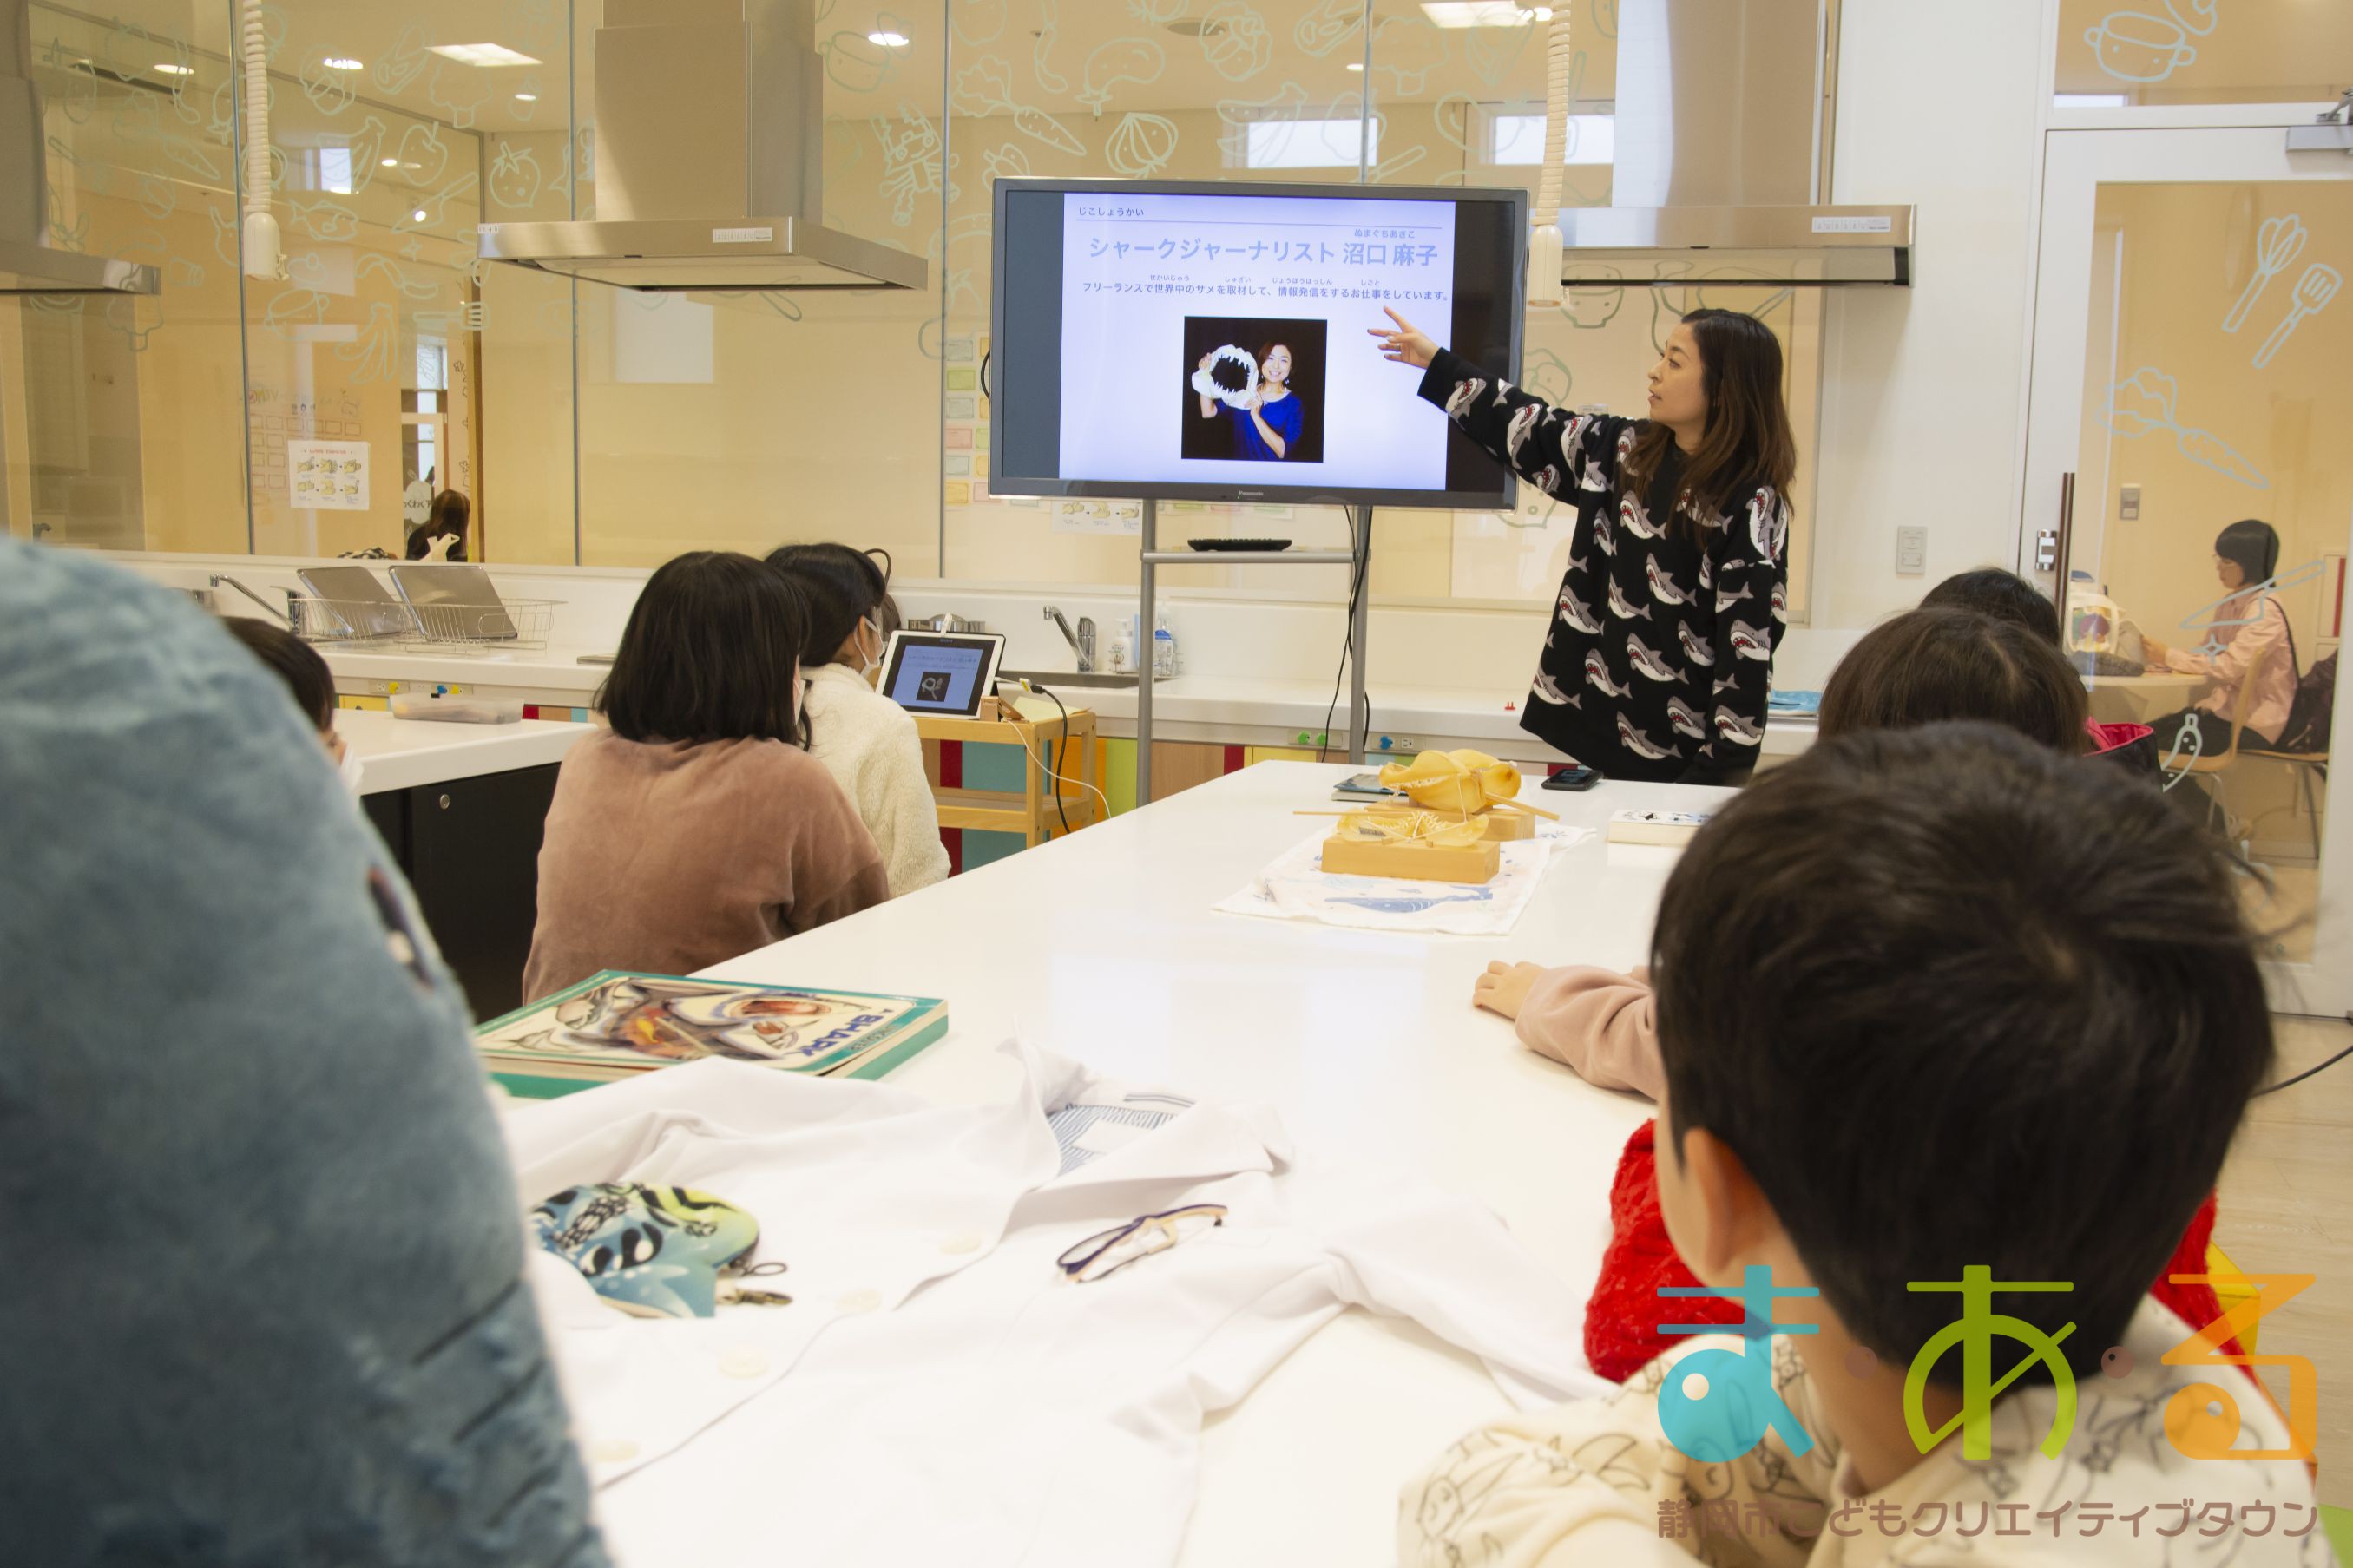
[766, 542, 949, 896]
[1918, 565, 2061, 641]
[1403, 725, 2308, 1562]
[1921, 566, 2159, 773]
[1473, 607, 2231, 1379]
[523, 552, 886, 1001]
[220, 615, 363, 791]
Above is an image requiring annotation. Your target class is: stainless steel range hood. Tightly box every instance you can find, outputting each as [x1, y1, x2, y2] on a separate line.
[478, 0, 924, 292]
[0, 0, 159, 295]
[1548, 0, 1914, 288]
[1560, 206, 1914, 287]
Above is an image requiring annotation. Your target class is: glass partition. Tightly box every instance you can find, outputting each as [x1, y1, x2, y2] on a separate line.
[8, 0, 1821, 615]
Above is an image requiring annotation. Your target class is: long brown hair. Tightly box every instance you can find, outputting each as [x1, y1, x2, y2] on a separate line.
[1621, 308, 1797, 542]
[1818, 607, 2089, 754]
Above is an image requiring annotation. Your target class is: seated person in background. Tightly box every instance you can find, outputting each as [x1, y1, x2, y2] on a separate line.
[0, 540, 605, 1566]
[1401, 725, 2306, 1564]
[220, 614, 364, 791]
[524, 551, 887, 1002]
[2138, 518, 2297, 757]
[1920, 565, 2159, 773]
[406, 489, 472, 561]
[766, 542, 950, 896]
[1476, 606, 2087, 1094]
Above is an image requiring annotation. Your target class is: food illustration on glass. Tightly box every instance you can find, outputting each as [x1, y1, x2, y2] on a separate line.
[2222, 213, 2304, 334]
[2251, 263, 2340, 371]
[2100, 367, 2267, 491]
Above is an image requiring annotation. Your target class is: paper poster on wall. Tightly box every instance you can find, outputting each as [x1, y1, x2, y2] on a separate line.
[288, 439, 370, 510]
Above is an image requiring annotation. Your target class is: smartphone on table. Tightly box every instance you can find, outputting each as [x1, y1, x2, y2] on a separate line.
[1541, 765, 1602, 792]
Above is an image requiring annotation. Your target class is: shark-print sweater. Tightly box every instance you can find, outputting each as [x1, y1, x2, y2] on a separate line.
[1418, 348, 1788, 782]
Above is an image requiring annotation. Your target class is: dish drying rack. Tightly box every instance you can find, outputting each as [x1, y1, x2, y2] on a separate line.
[289, 596, 559, 653]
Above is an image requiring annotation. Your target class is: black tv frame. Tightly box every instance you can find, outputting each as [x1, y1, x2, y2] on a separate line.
[986, 177, 1526, 512]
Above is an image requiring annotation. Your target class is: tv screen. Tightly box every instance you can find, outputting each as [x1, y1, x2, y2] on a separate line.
[989, 180, 1526, 510]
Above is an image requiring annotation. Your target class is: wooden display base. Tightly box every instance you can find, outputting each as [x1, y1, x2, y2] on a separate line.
[1357, 803, 1536, 842]
[1321, 830, 1502, 885]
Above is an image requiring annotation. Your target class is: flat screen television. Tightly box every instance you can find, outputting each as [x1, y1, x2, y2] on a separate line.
[989, 179, 1526, 510]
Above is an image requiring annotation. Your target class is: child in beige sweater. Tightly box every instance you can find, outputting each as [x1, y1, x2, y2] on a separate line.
[1403, 725, 2320, 1565]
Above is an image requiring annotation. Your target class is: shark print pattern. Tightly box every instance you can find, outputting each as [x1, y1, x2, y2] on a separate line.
[1585, 650, 1633, 700]
[1557, 583, 1604, 636]
[1626, 634, 1681, 684]
[1413, 345, 1787, 778]
[1646, 558, 1689, 606]
[1616, 712, 1673, 760]
[1606, 577, 1653, 622]
[1620, 494, 1666, 541]
[1531, 668, 1580, 706]
[1505, 403, 1545, 465]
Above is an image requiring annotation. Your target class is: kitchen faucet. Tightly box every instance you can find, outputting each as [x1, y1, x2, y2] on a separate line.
[1043, 605, 1095, 673]
[210, 574, 295, 627]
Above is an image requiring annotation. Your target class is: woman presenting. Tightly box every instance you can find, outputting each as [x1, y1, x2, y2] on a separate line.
[1372, 305, 1795, 783]
[1197, 340, 1303, 461]
[2137, 518, 2296, 758]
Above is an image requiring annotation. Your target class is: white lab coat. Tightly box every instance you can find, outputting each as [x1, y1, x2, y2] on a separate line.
[506, 1041, 1606, 1567]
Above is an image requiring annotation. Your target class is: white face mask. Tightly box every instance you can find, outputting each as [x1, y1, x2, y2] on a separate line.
[854, 616, 882, 679]
[338, 746, 366, 797]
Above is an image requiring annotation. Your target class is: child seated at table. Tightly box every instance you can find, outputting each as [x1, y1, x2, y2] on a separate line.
[1475, 606, 2087, 1092]
[1401, 725, 2310, 1564]
[766, 542, 950, 897]
[220, 615, 362, 791]
[523, 552, 888, 1002]
[1472, 608, 2232, 1379]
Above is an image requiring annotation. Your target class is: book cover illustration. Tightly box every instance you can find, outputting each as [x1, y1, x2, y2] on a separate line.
[479, 973, 934, 1077]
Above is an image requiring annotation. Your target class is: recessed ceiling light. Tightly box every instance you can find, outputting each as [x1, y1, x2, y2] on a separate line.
[412, 208, 429, 222]
[380, 156, 398, 167]
[426, 43, 542, 67]
[1345, 61, 1364, 70]
[514, 92, 538, 102]
[867, 30, 910, 47]
[154, 61, 194, 75]
[323, 56, 364, 72]
[1418, 2, 1551, 26]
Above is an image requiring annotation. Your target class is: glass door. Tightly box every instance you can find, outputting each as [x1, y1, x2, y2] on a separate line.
[2021, 124, 2353, 1013]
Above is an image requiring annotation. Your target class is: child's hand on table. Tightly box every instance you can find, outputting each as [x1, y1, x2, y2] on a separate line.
[1472, 961, 1545, 1020]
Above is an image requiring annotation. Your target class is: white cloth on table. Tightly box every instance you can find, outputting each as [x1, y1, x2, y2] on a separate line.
[505, 1040, 1603, 1568]
[1213, 824, 1589, 935]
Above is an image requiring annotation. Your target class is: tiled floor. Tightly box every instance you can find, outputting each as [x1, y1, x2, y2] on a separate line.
[2216, 1010, 2353, 1507]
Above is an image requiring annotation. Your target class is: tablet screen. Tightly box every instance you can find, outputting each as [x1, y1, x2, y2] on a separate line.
[882, 633, 1001, 717]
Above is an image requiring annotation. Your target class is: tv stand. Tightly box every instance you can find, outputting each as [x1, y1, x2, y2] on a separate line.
[1134, 499, 1371, 804]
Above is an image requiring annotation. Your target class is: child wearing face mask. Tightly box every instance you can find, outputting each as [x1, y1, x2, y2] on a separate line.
[220, 616, 366, 796]
[766, 543, 950, 897]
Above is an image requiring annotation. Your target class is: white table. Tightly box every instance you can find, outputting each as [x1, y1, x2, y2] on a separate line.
[693, 761, 1725, 1565]
[2085, 670, 2205, 725]
[337, 708, 593, 796]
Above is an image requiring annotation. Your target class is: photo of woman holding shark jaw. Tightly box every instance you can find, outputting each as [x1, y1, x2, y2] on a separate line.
[1372, 305, 1796, 784]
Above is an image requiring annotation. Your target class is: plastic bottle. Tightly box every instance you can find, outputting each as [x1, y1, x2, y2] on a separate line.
[1153, 610, 1180, 679]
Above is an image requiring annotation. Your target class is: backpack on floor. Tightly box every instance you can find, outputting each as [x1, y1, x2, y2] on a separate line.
[2275, 650, 2337, 755]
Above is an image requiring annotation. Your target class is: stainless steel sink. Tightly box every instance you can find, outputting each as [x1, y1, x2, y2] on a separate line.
[1000, 668, 1142, 691]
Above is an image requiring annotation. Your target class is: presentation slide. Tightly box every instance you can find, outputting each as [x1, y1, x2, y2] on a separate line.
[888, 642, 989, 712]
[1055, 190, 1458, 491]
